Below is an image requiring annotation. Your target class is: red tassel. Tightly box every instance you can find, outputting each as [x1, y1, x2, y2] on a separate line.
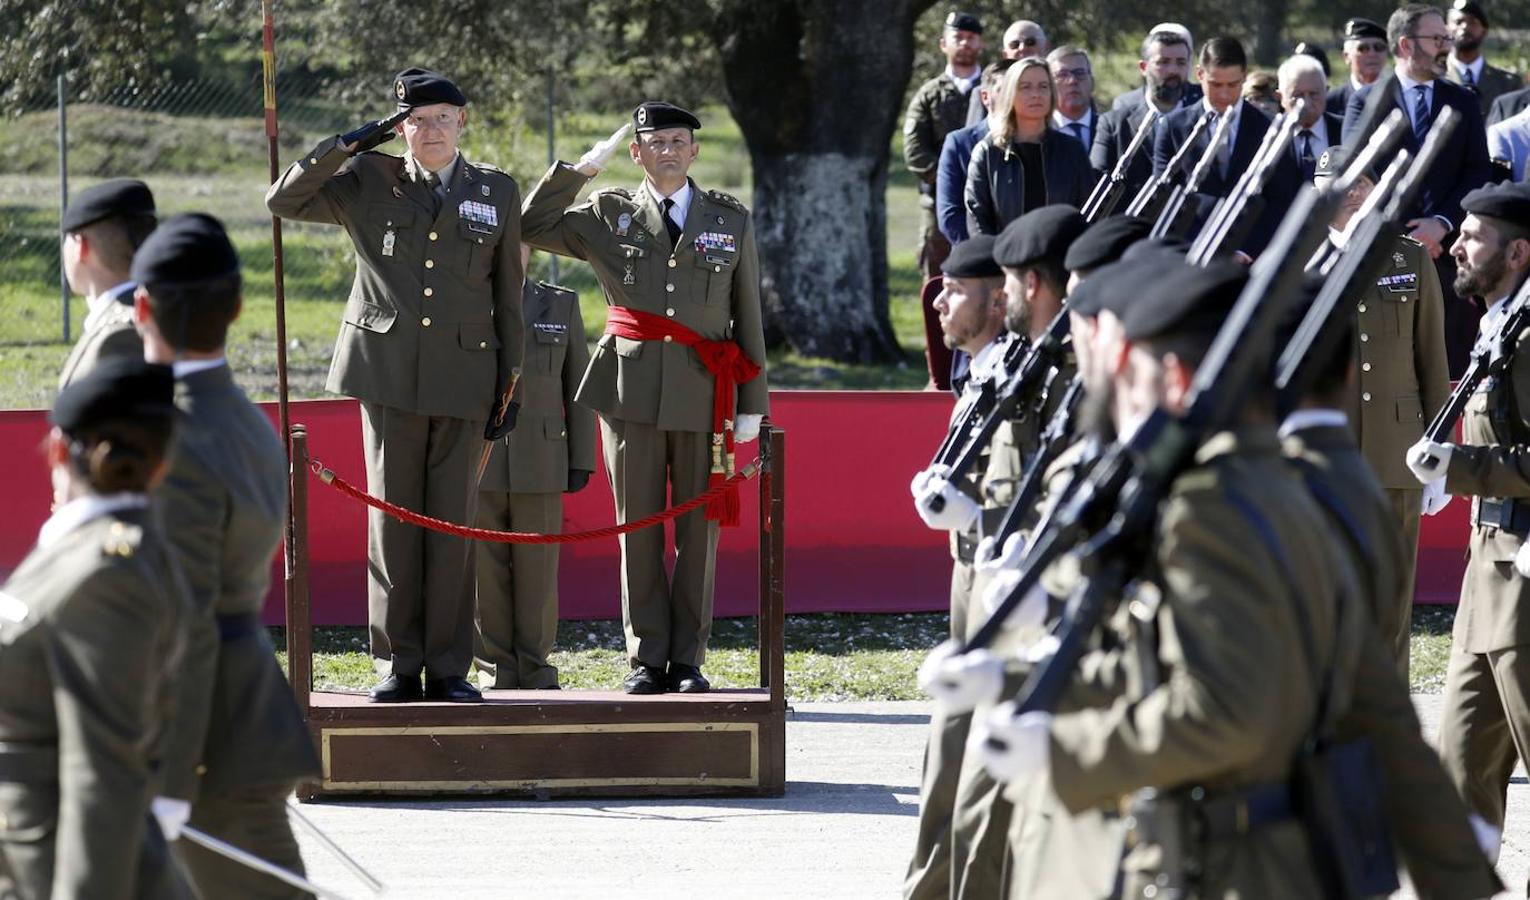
[705, 472, 741, 527]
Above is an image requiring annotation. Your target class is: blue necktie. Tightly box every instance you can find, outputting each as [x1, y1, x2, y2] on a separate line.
[1413, 85, 1432, 144]
[1298, 130, 1316, 182]
[1067, 122, 1087, 148]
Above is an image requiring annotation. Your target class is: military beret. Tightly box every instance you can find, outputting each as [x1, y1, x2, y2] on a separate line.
[61, 179, 156, 234]
[1065, 216, 1152, 273]
[131, 213, 240, 289]
[1120, 259, 1247, 343]
[942, 235, 1003, 278]
[1461, 180, 1530, 224]
[1452, 0, 1488, 27]
[944, 11, 983, 34]
[1343, 17, 1386, 41]
[994, 205, 1089, 270]
[393, 67, 467, 109]
[1068, 258, 1142, 317]
[1120, 236, 1190, 263]
[1313, 144, 1378, 182]
[1294, 41, 1331, 78]
[50, 358, 176, 435]
[634, 101, 701, 134]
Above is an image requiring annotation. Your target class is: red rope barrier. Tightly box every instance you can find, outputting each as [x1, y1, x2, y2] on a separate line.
[308, 458, 761, 544]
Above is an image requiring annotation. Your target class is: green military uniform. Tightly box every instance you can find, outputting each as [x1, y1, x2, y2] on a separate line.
[520, 162, 768, 673]
[475, 280, 595, 689]
[1282, 414, 1503, 899]
[904, 70, 976, 278]
[0, 501, 191, 900]
[1448, 59, 1524, 116]
[1341, 235, 1450, 670]
[266, 134, 524, 683]
[57, 284, 143, 390]
[156, 364, 321, 899]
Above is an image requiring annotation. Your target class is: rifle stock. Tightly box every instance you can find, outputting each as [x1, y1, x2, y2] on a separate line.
[1084, 108, 1160, 222]
[1126, 112, 1212, 221]
[1151, 111, 1235, 240]
[1189, 102, 1306, 263]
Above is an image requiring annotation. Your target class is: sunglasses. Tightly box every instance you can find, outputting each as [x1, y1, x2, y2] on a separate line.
[1351, 40, 1387, 53]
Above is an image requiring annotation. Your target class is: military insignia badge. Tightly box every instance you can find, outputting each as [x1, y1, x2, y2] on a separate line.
[1376, 273, 1418, 293]
[481, 184, 490, 197]
[458, 200, 499, 233]
[616, 212, 632, 237]
[637, 107, 648, 126]
[1394, 251, 1406, 268]
[395, 79, 407, 101]
[694, 231, 737, 254]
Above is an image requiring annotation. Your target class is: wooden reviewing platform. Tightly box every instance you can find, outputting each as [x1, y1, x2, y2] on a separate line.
[284, 428, 788, 800]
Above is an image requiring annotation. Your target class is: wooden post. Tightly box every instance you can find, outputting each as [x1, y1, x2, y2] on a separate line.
[286, 425, 313, 717]
[757, 426, 786, 710]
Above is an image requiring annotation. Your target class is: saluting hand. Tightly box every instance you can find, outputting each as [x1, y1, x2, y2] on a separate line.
[339, 110, 409, 155]
[575, 123, 634, 176]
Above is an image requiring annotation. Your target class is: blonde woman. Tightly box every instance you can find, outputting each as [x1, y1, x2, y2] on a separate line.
[964, 57, 1094, 235]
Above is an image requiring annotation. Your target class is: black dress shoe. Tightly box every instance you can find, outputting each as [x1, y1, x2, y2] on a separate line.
[368, 673, 423, 703]
[623, 664, 667, 695]
[668, 664, 710, 694]
[425, 675, 483, 703]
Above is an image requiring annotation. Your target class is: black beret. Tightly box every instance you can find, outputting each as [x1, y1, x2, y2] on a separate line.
[942, 235, 1003, 278]
[1452, 0, 1488, 27]
[994, 205, 1089, 269]
[944, 11, 984, 34]
[50, 358, 176, 435]
[393, 67, 467, 109]
[1461, 181, 1530, 224]
[1343, 17, 1386, 41]
[1065, 216, 1152, 273]
[1069, 252, 1178, 317]
[1120, 259, 1247, 343]
[1294, 42, 1331, 78]
[1314, 144, 1377, 182]
[634, 101, 701, 134]
[1120, 236, 1190, 263]
[130, 213, 240, 289]
[61, 179, 156, 234]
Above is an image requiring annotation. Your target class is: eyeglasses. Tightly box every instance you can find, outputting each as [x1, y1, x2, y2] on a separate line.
[405, 110, 459, 130]
[1052, 67, 1091, 81]
[1006, 36, 1040, 50]
[1351, 40, 1388, 53]
[1408, 33, 1455, 46]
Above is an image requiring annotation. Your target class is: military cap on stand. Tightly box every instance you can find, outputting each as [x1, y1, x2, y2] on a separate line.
[1452, 0, 1489, 27]
[944, 11, 984, 33]
[1120, 259, 1248, 342]
[1065, 215, 1152, 273]
[61, 179, 156, 233]
[131, 213, 241, 289]
[1461, 180, 1530, 221]
[51, 357, 176, 434]
[1314, 145, 1377, 182]
[633, 101, 702, 133]
[942, 234, 1003, 278]
[994, 205, 1089, 269]
[1344, 17, 1387, 41]
[393, 67, 468, 109]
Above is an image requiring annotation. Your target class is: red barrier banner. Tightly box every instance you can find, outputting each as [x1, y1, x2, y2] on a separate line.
[0, 391, 1468, 624]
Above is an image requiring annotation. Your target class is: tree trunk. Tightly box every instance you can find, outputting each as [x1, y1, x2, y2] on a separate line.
[712, 0, 934, 363]
[1254, 0, 1289, 67]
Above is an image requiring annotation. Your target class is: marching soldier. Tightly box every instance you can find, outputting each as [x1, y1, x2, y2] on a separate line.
[521, 102, 768, 694]
[267, 67, 525, 703]
[58, 178, 156, 389]
[474, 247, 596, 690]
[1317, 146, 1451, 673]
[1407, 180, 1530, 871]
[0, 359, 191, 898]
[131, 214, 321, 898]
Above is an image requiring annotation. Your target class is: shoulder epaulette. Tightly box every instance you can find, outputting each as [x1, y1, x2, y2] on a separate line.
[707, 189, 747, 212]
[593, 186, 634, 200]
[536, 280, 577, 298]
[100, 520, 142, 559]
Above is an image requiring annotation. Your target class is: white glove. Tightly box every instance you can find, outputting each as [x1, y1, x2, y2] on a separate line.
[734, 414, 763, 444]
[979, 568, 1049, 625]
[911, 465, 980, 531]
[1515, 542, 1530, 580]
[151, 796, 190, 841]
[576, 123, 633, 174]
[1406, 439, 1453, 485]
[1468, 813, 1502, 863]
[977, 702, 1052, 784]
[1023, 632, 1060, 663]
[917, 639, 1004, 714]
[1420, 477, 1452, 516]
[975, 533, 1026, 574]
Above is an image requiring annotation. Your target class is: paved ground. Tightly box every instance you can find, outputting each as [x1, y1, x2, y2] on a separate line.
[289, 698, 1525, 899]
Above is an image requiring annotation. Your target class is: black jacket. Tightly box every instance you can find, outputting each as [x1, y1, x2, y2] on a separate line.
[964, 129, 1094, 236]
[1092, 87, 1201, 205]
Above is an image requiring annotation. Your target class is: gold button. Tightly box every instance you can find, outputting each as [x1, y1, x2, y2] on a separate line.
[560, 429, 567, 437]
[429, 231, 439, 241]
[196, 765, 208, 776]
[666, 283, 675, 293]
[714, 266, 722, 272]
[1362, 392, 1372, 402]
[309, 157, 318, 165]
[1362, 362, 1372, 372]
[666, 308, 675, 317]
[424, 287, 434, 297]
[1357, 303, 1366, 313]
[425, 259, 435, 269]
[479, 341, 488, 349]
[668, 259, 677, 268]
[1401, 296, 1409, 303]
[1359, 333, 1368, 342]
[422, 317, 432, 327]
[663, 335, 673, 343]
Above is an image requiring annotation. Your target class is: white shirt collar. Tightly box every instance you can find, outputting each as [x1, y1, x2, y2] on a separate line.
[38, 493, 148, 550]
[946, 66, 981, 94]
[172, 357, 227, 379]
[1481, 293, 1514, 336]
[88, 281, 136, 318]
[969, 334, 1009, 382]
[1351, 74, 1369, 91]
[646, 180, 694, 229]
[408, 153, 460, 188]
[1278, 408, 1350, 438]
[1452, 55, 1486, 81]
[1052, 110, 1091, 130]
[1395, 67, 1434, 95]
[1202, 98, 1240, 123]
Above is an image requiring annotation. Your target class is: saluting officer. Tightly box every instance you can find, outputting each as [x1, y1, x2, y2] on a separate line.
[267, 67, 525, 703]
[521, 102, 768, 694]
[58, 178, 156, 389]
[474, 247, 596, 691]
[0, 359, 191, 899]
[131, 214, 321, 899]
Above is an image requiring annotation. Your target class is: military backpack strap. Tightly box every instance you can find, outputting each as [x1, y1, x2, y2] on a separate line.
[1285, 458, 1377, 575]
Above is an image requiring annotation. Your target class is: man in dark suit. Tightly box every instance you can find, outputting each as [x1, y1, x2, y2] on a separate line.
[1446, 0, 1522, 115]
[1047, 46, 1099, 156]
[1330, 18, 1391, 114]
[1093, 28, 1200, 204]
[1152, 36, 1298, 256]
[1279, 54, 1343, 182]
[1343, 3, 1494, 375]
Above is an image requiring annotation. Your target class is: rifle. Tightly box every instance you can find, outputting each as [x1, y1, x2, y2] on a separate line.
[978, 373, 1085, 559]
[921, 312, 1071, 514]
[1082, 108, 1160, 222]
[1125, 112, 1213, 222]
[1187, 102, 1307, 264]
[929, 336, 1030, 469]
[1149, 111, 1235, 240]
[1419, 280, 1530, 453]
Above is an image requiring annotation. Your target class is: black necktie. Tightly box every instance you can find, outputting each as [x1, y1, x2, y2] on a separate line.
[1413, 86, 1432, 144]
[1462, 66, 1476, 87]
[425, 172, 444, 216]
[1298, 130, 1316, 182]
[661, 197, 683, 248]
[1067, 122, 1087, 148]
